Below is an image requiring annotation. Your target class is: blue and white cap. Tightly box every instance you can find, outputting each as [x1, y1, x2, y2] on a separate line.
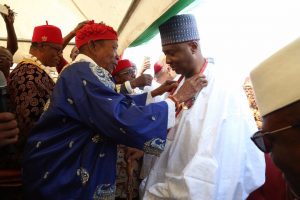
[159, 14, 200, 46]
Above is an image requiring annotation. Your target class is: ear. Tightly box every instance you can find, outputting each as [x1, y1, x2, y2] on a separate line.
[87, 40, 96, 51]
[188, 41, 198, 54]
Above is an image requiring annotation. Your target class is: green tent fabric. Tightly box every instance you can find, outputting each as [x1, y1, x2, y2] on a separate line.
[129, 0, 196, 47]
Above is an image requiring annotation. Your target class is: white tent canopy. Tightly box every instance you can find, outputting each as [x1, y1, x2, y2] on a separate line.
[0, 0, 178, 62]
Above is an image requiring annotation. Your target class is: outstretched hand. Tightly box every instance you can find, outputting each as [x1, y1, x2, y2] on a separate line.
[72, 21, 89, 34]
[174, 74, 208, 103]
[130, 74, 153, 89]
[151, 80, 178, 97]
[1, 5, 15, 24]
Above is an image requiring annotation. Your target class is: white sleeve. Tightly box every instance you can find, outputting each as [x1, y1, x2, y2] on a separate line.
[124, 80, 134, 94]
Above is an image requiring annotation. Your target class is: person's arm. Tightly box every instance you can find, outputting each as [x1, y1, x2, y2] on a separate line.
[115, 74, 153, 95]
[62, 21, 88, 49]
[1, 5, 18, 55]
[0, 112, 19, 147]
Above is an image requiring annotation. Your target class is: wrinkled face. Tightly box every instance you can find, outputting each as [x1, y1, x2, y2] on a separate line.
[39, 42, 63, 67]
[114, 66, 136, 84]
[92, 40, 119, 74]
[162, 41, 196, 76]
[263, 101, 300, 195]
[0, 47, 13, 77]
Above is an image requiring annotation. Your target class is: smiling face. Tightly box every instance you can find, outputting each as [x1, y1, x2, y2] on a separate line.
[33, 42, 63, 67]
[262, 100, 300, 195]
[162, 41, 198, 77]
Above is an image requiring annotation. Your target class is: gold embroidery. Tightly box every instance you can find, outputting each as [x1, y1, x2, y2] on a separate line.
[41, 36, 47, 41]
[78, 168, 89, 186]
[92, 134, 104, 143]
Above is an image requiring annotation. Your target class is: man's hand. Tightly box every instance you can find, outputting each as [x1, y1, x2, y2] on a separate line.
[1, 5, 15, 24]
[130, 74, 153, 89]
[174, 74, 208, 103]
[72, 21, 89, 35]
[125, 147, 144, 163]
[140, 60, 151, 75]
[0, 112, 19, 148]
[151, 80, 178, 97]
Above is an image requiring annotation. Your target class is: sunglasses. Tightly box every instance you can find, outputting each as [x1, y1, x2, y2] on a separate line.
[251, 123, 300, 153]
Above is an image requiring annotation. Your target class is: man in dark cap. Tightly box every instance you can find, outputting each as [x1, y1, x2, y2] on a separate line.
[142, 14, 265, 199]
[250, 37, 300, 200]
[22, 21, 207, 199]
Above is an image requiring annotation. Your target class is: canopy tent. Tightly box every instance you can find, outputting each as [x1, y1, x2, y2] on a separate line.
[0, 0, 195, 63]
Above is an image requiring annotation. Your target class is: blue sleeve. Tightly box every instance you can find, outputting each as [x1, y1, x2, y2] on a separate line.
[128, 93, 148, 106]
[54, 64, 168, 155]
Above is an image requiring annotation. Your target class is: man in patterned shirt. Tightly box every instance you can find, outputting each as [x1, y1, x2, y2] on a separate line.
[9, 22, 63, 145]
[2, 23, 63, 200]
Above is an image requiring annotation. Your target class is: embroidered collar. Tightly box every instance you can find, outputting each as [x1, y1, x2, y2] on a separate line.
[75, 54, 115, 90]
[22, 54, 59, 83]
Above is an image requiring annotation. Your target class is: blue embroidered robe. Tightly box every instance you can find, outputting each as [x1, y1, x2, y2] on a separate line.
[22, 61, 168, 200]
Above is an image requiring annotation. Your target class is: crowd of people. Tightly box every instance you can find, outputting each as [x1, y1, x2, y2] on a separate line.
[0, 3, 299, 200]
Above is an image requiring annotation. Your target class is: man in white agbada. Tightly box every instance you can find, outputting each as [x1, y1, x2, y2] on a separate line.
[141, 14, 265, 200]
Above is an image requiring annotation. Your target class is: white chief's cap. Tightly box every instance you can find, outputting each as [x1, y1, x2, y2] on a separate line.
[250, 37, 300, 116]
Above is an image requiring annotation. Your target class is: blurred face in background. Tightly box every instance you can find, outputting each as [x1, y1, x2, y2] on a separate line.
[114, 66, 136, 84]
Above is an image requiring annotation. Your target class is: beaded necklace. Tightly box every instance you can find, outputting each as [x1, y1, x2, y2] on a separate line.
[169, 58, 208, 117]
[22, 55, 59, 83]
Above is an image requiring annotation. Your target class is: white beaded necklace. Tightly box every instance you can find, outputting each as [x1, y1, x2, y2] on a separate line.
[22, 55, 59, 83]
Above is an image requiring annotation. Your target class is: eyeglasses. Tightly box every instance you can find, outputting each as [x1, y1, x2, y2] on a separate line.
[251, 123, 300, 153]
[118, 69, 136, 76]
[42, 44, 63, 54]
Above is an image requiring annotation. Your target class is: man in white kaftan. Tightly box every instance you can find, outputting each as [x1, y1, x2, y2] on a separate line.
[142, 14, 265, 200]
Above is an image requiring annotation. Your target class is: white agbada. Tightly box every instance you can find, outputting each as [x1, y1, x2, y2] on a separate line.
[142, 62, 265, 200]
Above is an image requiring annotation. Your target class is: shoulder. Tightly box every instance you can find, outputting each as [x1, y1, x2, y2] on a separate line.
[10, 62, 45, 78]
[9, 62, 53, 87]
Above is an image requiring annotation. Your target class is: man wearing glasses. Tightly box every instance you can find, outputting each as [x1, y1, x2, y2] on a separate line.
[9, 22, 63, 138]
[112, 59, 153, 95]
[250, 37, 300, 199]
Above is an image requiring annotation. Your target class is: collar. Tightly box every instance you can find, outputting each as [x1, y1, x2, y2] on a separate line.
[74, 54, 112, 78]
[22, 54, 59, 83]
[75, 54, 97, 66]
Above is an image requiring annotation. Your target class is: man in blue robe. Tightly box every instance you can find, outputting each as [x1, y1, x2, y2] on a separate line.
[22, 21, 207, 200]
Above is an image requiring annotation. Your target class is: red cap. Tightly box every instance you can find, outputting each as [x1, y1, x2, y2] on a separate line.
[112, 59, 132, 76]
[76, 20, 118, 49]
[32, 21, 63, 44]
[154, 62, 163, 74]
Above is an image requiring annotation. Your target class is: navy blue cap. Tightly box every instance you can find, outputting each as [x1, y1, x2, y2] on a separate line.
[159, 14, 200, 46]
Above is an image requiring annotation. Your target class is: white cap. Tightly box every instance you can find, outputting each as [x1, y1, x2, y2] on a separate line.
[250, 37, 300, 116]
